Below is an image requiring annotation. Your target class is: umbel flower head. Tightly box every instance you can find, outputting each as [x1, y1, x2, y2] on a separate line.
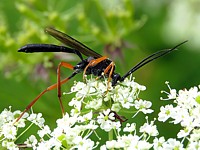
[0, 76, 157, 150]
[65, 76, 150, 121]
[157, 82, 200, 149]
[2, 78, 200, 149]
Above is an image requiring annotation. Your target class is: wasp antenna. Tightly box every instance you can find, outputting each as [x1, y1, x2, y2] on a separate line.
[120, 40, 188, 82]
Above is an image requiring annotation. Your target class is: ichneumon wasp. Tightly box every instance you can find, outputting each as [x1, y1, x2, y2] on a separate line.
[16, 27, 187, 123]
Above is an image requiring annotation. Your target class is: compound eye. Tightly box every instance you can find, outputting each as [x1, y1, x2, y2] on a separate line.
[87, 56, 95, 62]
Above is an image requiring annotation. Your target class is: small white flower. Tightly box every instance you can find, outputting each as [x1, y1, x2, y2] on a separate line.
[162, 138, 184, 150]
[158, 105, 174, 122]
[161, 89, 177, 100]
[96, 81, 108, 94]
[137, 140, 153, 150]
[0, 108, 14, 123]
[97, 109, 115, 132]
[119, 96, 134, 109]
[161, 81, 177, 100]
[24, 135, 38, 149]
[177, 128, 191, 139]
[71, 81, 86, 92]
[111, 103, 121, 112]
[68, 98, 82, 111]
[15, 118, 26, 128]
[98, 109, 115, 121]
[70, 108, 80, 116]
[170, 106, 190, 124]
[138, 84, 146, 91]
[187, 128, 200, 149]
[85, 98, 103, 110]
[51, 127, 63, 139]
[37, 125, 51, 138]
[37, 141, 52, 150]
[99, 119, 113, 132]
[123, 123, 136, 133]
[84, 120, 98, 130]
[49, 138, 62, 149]
[38, 138, 61, 150]
[153, 137, 165, 150]
[140, 119, 159, 137]
[28, 113, 37, 120]
[189, 128, 200, 142]
[78, 110, 93, 123]
[56, 113, 77, 130]
[112, 121, 121, 130]
[27, 113, 45, 127]
[105, 140, 117, 149]
[118, 134, 140, 149]
[187, 141, 200, 150]
[134, 99, 153, 114]
[1, 123, 17, 140]
[2, 141, 18, 150]
[100, 145, 107, 150]
[72, 136, 95, 149]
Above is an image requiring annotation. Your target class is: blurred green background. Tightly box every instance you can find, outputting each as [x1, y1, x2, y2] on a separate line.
[0, 0, 200, 143]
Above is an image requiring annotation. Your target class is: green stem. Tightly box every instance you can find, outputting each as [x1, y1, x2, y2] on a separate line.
[108, 129, 113, 141]
[16, 122, 34, 141]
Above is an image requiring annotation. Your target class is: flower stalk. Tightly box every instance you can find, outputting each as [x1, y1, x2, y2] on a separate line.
[108, 130, 113, 141]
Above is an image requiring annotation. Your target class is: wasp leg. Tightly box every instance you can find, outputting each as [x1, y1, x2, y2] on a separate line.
[103, 62, 115, 89]
[57, 62, 74, 116]
[83, 56, 108, 79]
[14, 62, 77, 123]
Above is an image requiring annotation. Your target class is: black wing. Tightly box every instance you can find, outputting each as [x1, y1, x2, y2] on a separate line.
[45, 27, 102, 58]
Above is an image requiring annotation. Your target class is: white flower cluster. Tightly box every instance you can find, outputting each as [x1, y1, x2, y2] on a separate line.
[100, 117, 159, 150]
[0, 77, 158, 150]
[158, 82, 200, 149]
[66, 77, 151, 116]
[3, 79, 200, 149]
[0, 108, 159, 150]
[0, 107, 99, 150]
[0, 107, 46, 150]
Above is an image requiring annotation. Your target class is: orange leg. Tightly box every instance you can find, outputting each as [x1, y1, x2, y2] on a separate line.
[103, 62, 115, 89]
[83, 56, 108, 79]
[82, 56, 115, 85]
[15, 62, 74, 123]
[104, 62, 115, 82]
[57, 62, 74, 115]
